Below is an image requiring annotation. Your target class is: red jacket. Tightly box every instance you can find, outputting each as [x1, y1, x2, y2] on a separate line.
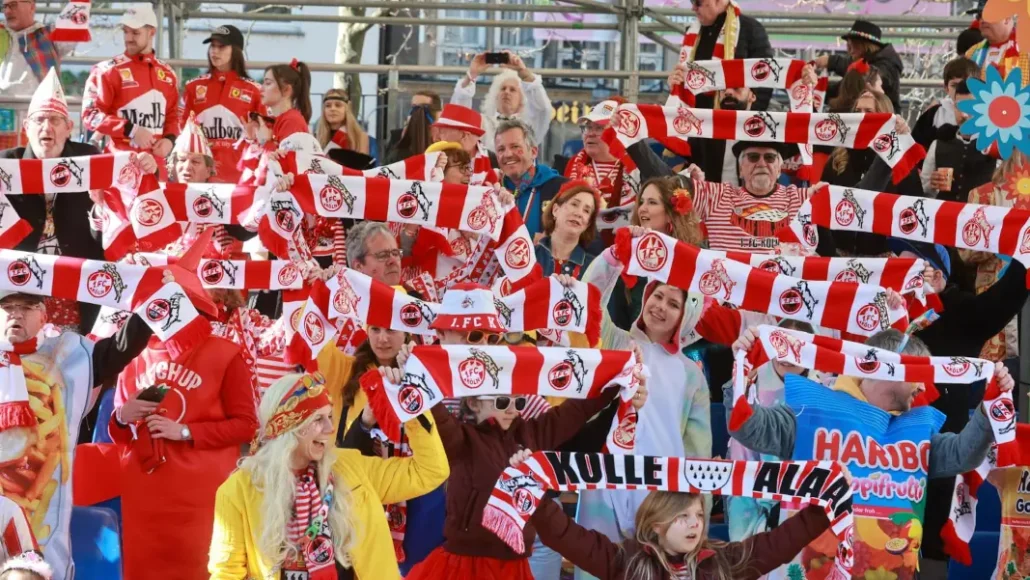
[430, 388, 618, 560]
[273, 108, 310, 144]
[533, 501, 831, 580]
[82, 51, 179, 153]
[181, 71, 264, 184]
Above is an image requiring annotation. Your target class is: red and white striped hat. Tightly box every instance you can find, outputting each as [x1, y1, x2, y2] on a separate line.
[28, 68, 69, 120]
[174, 113, 213, 158]
[430, 282, 503, 332]
[435, 104, 485, 137]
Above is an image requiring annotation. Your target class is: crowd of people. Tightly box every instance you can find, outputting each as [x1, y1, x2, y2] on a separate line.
[0, 0, 1028, 579]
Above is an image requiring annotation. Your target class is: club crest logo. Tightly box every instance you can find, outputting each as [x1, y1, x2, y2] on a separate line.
[750, 58, 784, 83]
[779, 281, 818, 319]
[698, 259, 736, 300]
[943, 356, 986, 378]
[400, 300, 435, 328]
[134, 198, 165, 227]
[872, 131, 901, 160]
[86, 264, 128, 301]
[757, 256, 796, 276]
[635, 232, 668, 272]
[548, 349, 588, 393]
[271, 199, 301, 232]
[332, 276, 361, 316]
[815, 113, 850, 144]
[50, 158, 85, 188]
[192, 186, 226, 220]
[553, 285, 586, 327]
[458, 348, 503, 390]
[278, 264, 300, 287]
[833, 189, 866, 228]
[961, 207, 994, 249]
[855, 292, 890, 332]
[7, 257, 45, 289]
[767, 329, 804, 363]
[467, 193, 501, 232]
[683, 61, 716, 91]
[898, 199, 929, 237]
[612, 109, 641, 138]
[398, 371, 436, 414]
[504, 238, 531, 270]
[302, 312, 326, 343]
[396, 182, 433, 221]
[494, 298, 515, 329]
[319, 176, 357, 214]
[673, 106, 703, 136]
[612, 413, 637, 450]
[835, 259, 872, 284]
[790, 82, 810, 107]
[743, 112, 779, 139]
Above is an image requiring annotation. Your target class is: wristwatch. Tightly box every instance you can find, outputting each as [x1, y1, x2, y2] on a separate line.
[180, 425, 192, 440]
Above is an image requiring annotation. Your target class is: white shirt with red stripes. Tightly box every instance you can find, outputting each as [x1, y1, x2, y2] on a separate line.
[691, 180, 811, 254]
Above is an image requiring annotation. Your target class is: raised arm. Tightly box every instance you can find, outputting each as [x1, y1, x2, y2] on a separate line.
[928, 405, 995, 479]
[527, 387, 621, 450]
[531, 491, 627, 579]
[721, 381, 797, 459]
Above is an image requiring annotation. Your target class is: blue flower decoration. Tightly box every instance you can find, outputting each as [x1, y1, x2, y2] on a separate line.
[958, 66, 1030, 160]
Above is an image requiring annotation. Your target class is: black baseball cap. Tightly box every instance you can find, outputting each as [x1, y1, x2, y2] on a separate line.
[203, 25, 245, 49]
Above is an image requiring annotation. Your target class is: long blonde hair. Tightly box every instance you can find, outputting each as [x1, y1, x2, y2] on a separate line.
[622, 492, 752, 580]
[830, 90, 894, 175]
[238, 374, 358, 570]
[315, 89, 370, 154]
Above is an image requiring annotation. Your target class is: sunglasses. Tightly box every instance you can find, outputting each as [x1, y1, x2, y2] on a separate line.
[744, 152, 780, 164]
[466, 330, 503, 345]
[478, 395, 528, 411]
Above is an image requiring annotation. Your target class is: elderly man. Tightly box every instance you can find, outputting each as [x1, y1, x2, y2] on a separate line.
[1, 69, 157, 333]
[685, 141, 819, 253]
[453, 51, 552, 152]
[495, 119, 567, 240]
[82, 5, 178, 166]
[727, 328, 1013, 580]
[679, 0, 773, 110]
[564, 98, 637, 214]
[348, 220, 402, 287]
[0, 284, 161, 579]
[0, 0, 80, 97]
[964, 0, 1026, 84]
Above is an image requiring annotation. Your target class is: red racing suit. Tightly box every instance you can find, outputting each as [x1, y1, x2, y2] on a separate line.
[81, 51, 179, 156]
[181, 71, 264, 184]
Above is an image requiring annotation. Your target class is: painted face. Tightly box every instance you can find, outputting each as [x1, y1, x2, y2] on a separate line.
[738, 147, 782, 195]
[642, 284, 684, 339]
[635, 185, 670, 233]
[497, 78, 523, 116]
[552, 191, 596, 239]
[368, 326, 406, 364]
[323, 98, 348, 127]
[291, 406, 334, 464]
[658, 498, 706, 555]
[0, 297, 46, 344]
[354, 232, 402, 286]
[173, 152, 212, 183]
[208, 40, 232, 72]
[495, 128, 537, 180]
[25, 112, 71, 159]
[122, 25, 155, 56]
[261, 70, 285, 109]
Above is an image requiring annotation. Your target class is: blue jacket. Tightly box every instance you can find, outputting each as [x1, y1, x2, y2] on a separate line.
[502, 161, 566, 239]
[534, 236, 596, 279]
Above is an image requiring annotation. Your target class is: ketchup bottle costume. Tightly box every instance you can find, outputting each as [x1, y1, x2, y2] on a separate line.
[109, 335, 258, 580]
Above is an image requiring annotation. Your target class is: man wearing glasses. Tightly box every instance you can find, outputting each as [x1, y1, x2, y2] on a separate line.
[0, 69, 157, 333]
[564, 98, 635, 213]
[681, 141, 825, 253]
[0, 0, 80, 98]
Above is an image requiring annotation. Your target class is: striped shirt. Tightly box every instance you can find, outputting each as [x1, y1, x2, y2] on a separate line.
[692, 180, 810, 254]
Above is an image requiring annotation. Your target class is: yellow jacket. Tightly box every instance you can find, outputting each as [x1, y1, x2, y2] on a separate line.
[207, 412, 450, 579]
[317, 346, 362, 439]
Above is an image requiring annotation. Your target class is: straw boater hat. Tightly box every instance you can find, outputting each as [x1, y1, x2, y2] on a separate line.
[174, 114, 213, 158]
[27, 68, 69, 120]
[429, 282, 503, 332]
[434, 104, 486, 137]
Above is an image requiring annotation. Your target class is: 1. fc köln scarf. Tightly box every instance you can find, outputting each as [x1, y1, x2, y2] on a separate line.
[717, 252, 925, 298]
[279, 150, 446, 183]
[358, 346, 643, 447]
[134, 254, 304, 291]
[615, 229, 909, 336]
[0, 250, 210, 357]
[602, 104, 924, 184]
[730, 324, 997, 430]
[669, 58, 829, 114]
[482, 451, 855, 580]
[785, 185, 1030, 285]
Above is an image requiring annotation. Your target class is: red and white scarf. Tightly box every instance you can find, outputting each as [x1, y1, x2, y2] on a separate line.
[482, 450, 855, 580]
[0, 249, 210, 356]
[668, 58, 829, 114]
[51, 0, 92, 42]
[784, 185, 1030, 283]
[134, 254, 303, 290]
[0, 325, 61, 432]
[287, 272, 601, 366]
[279, 151, 444, 183]
[564, 151, 635, 211]
[678, 1, 741, 63]
[719, 252, 925, 298]
[615, 229, 909, 336]
[324, 129, 349, 152]
[603, 104, 925, 184]
[942, 423, 1029, 566]
[729, 324, 997, 430]
[285, 464, 336, 579]
[358, 346, 643, 447]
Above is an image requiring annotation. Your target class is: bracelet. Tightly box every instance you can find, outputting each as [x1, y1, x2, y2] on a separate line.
[466, 71, 477, 84]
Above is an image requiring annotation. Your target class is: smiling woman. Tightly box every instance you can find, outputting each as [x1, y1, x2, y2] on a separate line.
[535, 181, 603, 279]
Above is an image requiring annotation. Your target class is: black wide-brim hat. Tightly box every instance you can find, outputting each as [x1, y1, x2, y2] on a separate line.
[731, 140, 800, 161]
[841, 19, 886, 47]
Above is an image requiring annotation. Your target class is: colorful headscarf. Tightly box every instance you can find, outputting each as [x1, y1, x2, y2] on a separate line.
[252, 373, 332, 450]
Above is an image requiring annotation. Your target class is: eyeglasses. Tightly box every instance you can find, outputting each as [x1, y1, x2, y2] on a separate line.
[27, 114, 66, 126]
[580, 122, 604, 134]
[743, 152, 780, 164]
[370, 249, 402, 261]
[478, 396, 528, 412]
[445, 163, 473, 175]
[0, 302, 43, 314]
[2, 0, 28, 12]
[466, 330, 503, 345]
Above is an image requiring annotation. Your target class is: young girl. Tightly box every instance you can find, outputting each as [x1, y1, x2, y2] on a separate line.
[257, 59, 318, 152]
[514, 450, 845, 580]
[0, 552, 52, 580]
[391, 283, 647, 580]
[314, 88, 370, 154]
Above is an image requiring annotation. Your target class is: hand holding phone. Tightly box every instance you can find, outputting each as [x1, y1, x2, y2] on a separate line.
[484, 52, 510, 65]
[136, 384, 168, 403]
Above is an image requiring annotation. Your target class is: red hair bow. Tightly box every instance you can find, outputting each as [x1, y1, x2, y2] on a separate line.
[847, 59, 871, 75]
[289, 58, 300, 71]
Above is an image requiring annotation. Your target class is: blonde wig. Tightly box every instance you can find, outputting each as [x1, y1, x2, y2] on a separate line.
[482, 69, 524, 120]
[237, 374, 358, 570]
